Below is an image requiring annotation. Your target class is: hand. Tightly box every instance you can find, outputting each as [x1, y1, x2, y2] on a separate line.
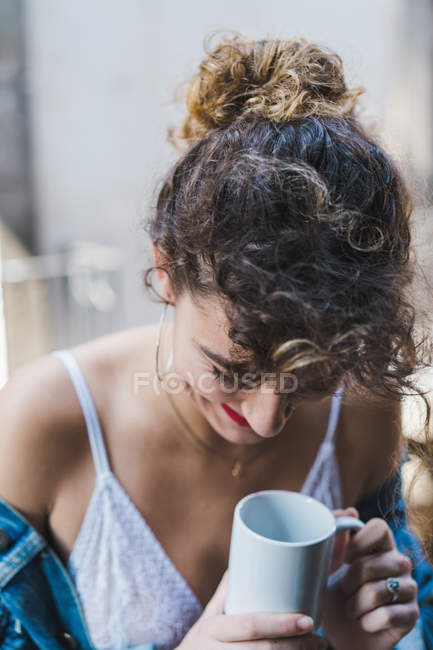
[178, 570, 327, 649]
[322, 510, 419, 650]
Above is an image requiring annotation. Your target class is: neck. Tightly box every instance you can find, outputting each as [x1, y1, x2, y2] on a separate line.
[163, 392, 285, 465]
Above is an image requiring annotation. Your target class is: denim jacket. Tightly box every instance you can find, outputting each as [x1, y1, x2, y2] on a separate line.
[0, 498, 156, 650]
[0, 470, 432, 649]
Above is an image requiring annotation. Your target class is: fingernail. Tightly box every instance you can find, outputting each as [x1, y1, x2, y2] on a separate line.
[297, 615, 314, 630]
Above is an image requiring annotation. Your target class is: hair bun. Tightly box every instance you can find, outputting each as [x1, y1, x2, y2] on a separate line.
[170, 31, 365, 148]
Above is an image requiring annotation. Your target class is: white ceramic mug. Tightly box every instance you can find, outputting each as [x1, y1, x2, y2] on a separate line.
[224, 490, 364, 627]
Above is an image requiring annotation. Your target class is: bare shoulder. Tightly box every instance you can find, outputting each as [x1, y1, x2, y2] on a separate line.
[0, 324, 156, 534]
[67, 322, 164, 450]
[0, 352, 87, 533]
[67, 323, 159, 420]
[69, 323, 157, 377]
[338, 385, 403, 504]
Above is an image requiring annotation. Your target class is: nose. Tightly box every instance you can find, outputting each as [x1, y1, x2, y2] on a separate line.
[240, 388, 294, 438]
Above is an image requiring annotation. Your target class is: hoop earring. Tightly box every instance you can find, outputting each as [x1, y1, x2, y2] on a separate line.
[155, 301, 173, 382]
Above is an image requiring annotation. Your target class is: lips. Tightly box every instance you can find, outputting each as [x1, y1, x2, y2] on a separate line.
[221, 403, 250, 427]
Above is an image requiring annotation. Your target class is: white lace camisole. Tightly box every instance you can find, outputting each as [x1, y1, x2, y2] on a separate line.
[52, 348, 345, 650]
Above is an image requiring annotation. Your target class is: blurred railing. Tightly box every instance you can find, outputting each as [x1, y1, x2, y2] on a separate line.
[2, 240, 125, 373]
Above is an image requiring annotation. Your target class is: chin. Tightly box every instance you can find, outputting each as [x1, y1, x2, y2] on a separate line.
[213, 413, 272, 445]
[220, 429, 261, 444]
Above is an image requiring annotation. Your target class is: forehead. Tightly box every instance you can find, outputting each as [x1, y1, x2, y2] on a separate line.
[178, 291, 226, 330]
[178, 291, 254, 364]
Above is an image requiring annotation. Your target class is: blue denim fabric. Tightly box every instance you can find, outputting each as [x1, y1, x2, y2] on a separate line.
[0, 497, 156, 649]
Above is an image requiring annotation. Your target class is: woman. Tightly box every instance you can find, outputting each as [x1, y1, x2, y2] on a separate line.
[0, 33, 432, 649]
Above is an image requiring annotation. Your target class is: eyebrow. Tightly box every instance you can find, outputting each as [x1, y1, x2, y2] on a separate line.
[192, 339, 255, 373]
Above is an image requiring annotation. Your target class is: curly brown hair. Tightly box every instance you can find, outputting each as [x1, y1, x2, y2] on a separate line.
[143, 31, 433, 509]
[168, 33, 364, 149]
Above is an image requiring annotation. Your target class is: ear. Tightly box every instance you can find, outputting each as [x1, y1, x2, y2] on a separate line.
[152, 244, 175, 305]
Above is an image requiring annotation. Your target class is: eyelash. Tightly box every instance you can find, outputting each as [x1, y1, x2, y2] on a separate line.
[210, 365, 259, 391]
[211, 365, 233, 382]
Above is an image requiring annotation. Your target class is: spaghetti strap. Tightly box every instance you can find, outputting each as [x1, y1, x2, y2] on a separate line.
[300, 383, 345, 499]
[52, 349, 111, 476]
[323, 383, 345, 445]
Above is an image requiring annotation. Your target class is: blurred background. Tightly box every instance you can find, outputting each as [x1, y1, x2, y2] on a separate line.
[1, 0, 433, 371]
[0, 0, 433, 535]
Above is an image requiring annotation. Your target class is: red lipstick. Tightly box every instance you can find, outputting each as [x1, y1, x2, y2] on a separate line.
[221, 403, 250, 427]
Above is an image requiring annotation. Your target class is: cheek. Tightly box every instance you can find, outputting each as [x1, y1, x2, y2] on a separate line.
[194, 375, 221, 400]
[183, 363, 237, 402]
[196, 375, 240, 402]
[174, 355, 219, 400]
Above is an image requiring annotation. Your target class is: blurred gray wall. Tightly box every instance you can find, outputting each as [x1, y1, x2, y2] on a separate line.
[385, 0, 433, 192]
[22, 0, 432, 328]
[0, 0, 33, 248]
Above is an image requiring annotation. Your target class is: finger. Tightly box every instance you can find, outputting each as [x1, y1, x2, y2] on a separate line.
[333, 507, 359, 519]
[332, 507, 359, 521]
[202, 569, 229, 618]
[358, 602, 420, 635]
[216, 634, 328, 649]
[341, 550, 413, 596]
[345, 518, 395, 564]
[205, 611, 315, 642]
[345, 576, 418, 619]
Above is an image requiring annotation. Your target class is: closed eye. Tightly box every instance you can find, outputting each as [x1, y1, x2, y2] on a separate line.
[210, 365, 260, 390]
[211, 365, 234, 383]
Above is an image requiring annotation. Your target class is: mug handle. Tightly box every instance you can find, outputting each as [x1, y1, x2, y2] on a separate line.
[335, 515, 365, 533]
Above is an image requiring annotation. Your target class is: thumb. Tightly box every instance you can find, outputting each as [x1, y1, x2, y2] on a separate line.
[202, 569, 229, 618]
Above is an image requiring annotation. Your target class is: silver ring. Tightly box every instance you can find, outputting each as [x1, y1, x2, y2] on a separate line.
[386, 577, 400, 603]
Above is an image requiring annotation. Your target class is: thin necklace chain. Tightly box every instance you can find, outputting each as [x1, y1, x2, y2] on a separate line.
[164, 388, 275, 478]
